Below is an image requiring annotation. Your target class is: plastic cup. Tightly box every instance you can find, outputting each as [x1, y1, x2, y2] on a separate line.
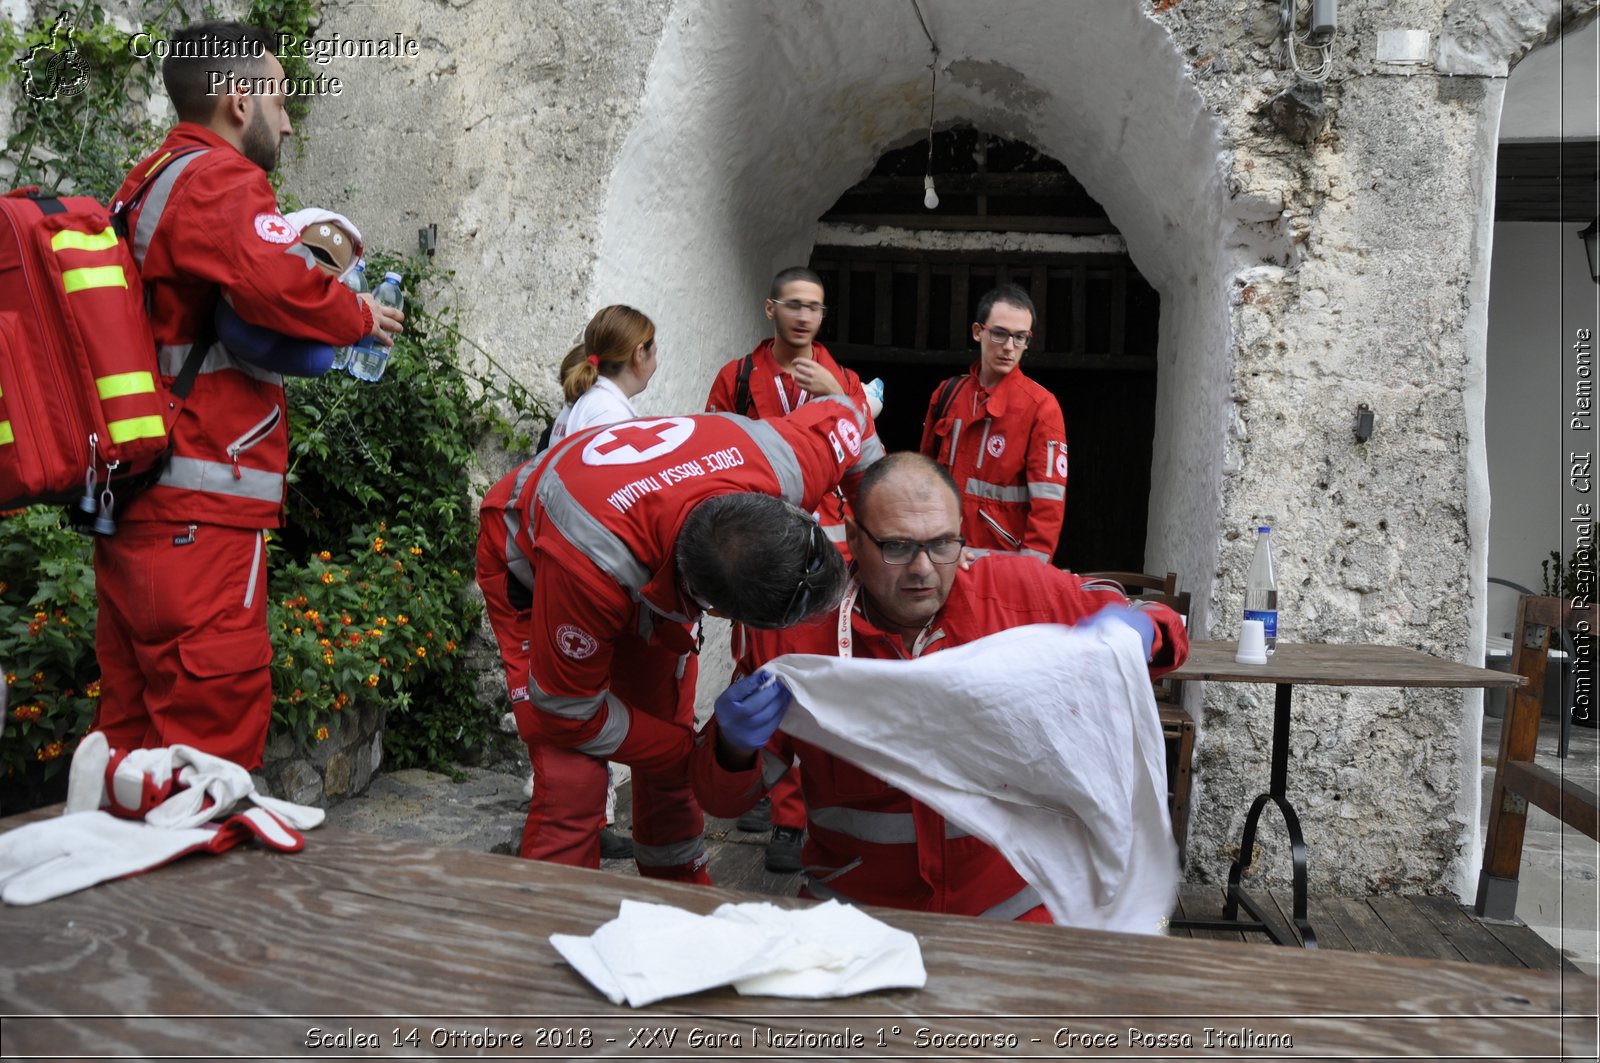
[1236, 619, 1269, 665]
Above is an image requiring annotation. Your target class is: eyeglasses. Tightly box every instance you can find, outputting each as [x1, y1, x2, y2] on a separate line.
[856, 524, 965, 565]
[771, 299, 828, 318]
[772, 518, 829, 627]
[977, 324, 1032, 349]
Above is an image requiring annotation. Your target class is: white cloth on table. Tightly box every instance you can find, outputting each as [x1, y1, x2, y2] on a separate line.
[765, 622, 1178, 934]
[551, 898, 925, 1007]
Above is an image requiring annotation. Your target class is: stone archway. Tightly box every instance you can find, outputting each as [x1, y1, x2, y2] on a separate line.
[591, 0, 1250, 629]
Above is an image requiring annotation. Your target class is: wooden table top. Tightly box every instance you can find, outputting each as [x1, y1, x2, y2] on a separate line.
[1168, 640, 1527, 689]
[0, 821, 1590, 1059]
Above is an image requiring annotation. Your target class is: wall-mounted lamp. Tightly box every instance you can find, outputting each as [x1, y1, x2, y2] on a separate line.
[1579, 219, 1599, 284]
[1354, 402, 1375, 443]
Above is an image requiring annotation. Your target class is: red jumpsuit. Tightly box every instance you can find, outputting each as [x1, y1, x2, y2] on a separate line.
[692, 554, 1188, 920]
[522, 401, 882, 882]
[476, 459, 610, 865]
[919, 365, 1067, 562]
[93, 124, 370, 770]
[704, 338, 873, 831]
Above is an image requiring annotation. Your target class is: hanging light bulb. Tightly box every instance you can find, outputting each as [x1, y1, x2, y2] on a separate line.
[923, 174, 939, 210]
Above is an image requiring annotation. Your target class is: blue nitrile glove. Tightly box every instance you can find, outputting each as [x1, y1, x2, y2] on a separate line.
[714, 670, 793, 750]
[1079, 604, 1156, 662]
[214, 302, 335, 377]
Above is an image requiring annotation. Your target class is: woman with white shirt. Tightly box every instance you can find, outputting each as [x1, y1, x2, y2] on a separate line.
[548, 305, 658, 445]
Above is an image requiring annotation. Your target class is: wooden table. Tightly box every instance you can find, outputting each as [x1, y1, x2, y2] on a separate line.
[1165, 641, 1525, 948]
[0, 821, 1591, 1060]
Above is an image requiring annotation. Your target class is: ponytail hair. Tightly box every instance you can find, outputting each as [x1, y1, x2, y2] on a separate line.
[559, 304, 656, 404]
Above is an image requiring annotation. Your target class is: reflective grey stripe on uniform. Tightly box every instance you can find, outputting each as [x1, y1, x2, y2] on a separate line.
[159, 456, 283, 503]
[131, 150, 206, 267]
[759, 749, 791, 790]
[981, 883, 1043, 921]
[965, 478, 1029, 503]
[857, 433, 886, 467]
[808, 805, 917, 845]
[803, 878, 858, 905]
[573, 699, 631, 758]
[536, 465, 652, 591]
[1028, 481, 1066, 502]
[813, 391, 868, 430]
[822, 524, 847, 543]
[501, 460, 540, 590]
[283, 243, 319, 270]
[633, 835, 706, 869]
[1022, 549, 1051, 562]
[527, 676, 611, 720]
[711, 413, 804, 506]
[158, 342, 283, 385]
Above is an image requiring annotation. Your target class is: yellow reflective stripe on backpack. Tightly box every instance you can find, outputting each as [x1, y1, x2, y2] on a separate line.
[95, 371, 156, 400]
[60, 265, 128, 293]
[50, 226, 119, 252]
[0, 421, 13, 446]
[105, 415, 165, 444]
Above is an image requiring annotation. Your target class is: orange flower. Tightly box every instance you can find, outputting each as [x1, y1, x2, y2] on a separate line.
[319, 638, 331, 647]
[340, 613, 353, 625]
[85, 680, 100, 698]
[32, 611, 46, 622]
[305, 609, 319, 621]
[10, 704, 40, 722]
[416, 646, 427, 658]
[396, 614, 409, 625]
[30, 672, 43, 684]
[372, 536, 386, 553]
[444, 640, 457, 653]
[3, 673, 14, 685]
[0, 580, 8, 594]
[315, 726, 330, 742]
[318, 550, 332, 561]
[334, 692, 350, 709]
[36, 740, 64, 762]
[293, 627, 302, 636]
[409, 546, 423, 557]
[365, 674, 379, 687]
[376, 617, 388, 627]
[321, 571, 335, 585]
[322, 651, 334, 666]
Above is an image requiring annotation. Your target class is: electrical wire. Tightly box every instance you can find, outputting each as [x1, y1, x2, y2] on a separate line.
[1281, 0, 1334, 82]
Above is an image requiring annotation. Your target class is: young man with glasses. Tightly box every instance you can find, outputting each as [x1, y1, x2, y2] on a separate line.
[919, 283, 1067, 563]
[704, 267, 872, 870]
[691, 453, 1187, 921]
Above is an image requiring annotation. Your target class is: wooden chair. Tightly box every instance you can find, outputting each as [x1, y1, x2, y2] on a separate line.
[1083, 570, 1195, 862]
[1475, 594, 1599, 920]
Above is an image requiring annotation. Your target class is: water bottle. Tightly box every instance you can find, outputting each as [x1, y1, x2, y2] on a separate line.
[1244, 525, 1279, 653]
[349, 271, 403, 382]
[330, 262, 366, 372]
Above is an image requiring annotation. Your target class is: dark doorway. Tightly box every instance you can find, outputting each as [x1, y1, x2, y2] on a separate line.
[809, 129, 1159, 572]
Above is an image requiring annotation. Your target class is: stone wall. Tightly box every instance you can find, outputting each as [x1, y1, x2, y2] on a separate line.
[256, 702, 387, 806]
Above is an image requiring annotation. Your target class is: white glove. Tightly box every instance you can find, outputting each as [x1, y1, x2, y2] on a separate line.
[0, 807, 303, 906]
[65, 733, 325, 831]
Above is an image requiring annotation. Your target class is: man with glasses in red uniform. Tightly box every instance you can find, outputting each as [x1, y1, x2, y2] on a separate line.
[692, 452, 1186, 920]
[920, 284, 1067, 563]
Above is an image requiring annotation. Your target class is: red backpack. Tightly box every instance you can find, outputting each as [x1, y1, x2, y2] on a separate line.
[0, 151, 213, 523]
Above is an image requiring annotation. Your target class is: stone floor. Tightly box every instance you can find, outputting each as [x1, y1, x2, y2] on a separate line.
[1480, 711, 1599, 976]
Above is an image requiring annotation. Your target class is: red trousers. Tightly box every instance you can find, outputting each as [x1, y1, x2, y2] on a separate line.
[475, 522, 709, 883]
[92, 522, 273, 770]
[769, 762, 806, 830]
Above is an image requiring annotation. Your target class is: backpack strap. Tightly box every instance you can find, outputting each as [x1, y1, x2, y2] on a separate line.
[733, 353, 755, 417]
[931, 374, 964, 429]
[110, 147, 217, 400]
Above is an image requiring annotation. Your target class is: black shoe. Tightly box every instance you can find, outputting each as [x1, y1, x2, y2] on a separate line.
[737, 796, 772, 833]
[599, 828, 633, 860]
[765, 826, 804, 873]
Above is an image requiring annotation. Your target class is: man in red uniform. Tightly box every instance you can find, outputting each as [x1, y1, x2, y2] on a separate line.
[92, 22, 403, 769]
[521, 399, 882, 883]
[691, 453, 1187, 920]
[704, 267, 869, 870]
[919, 283, 1067, 562]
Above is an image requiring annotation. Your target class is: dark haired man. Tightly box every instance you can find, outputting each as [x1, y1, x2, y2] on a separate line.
[90, 21, 403, 770]
[516, 401, 881, 884]
[692, 453, 1187, 921]
[703, 267, 872, 870]
[920, 283, 1067, 562]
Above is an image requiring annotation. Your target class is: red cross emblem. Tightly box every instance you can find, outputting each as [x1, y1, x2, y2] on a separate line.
[582, 417, 694, 466]
[555, 624, 597, 660]
[253, 212, 296, 244]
